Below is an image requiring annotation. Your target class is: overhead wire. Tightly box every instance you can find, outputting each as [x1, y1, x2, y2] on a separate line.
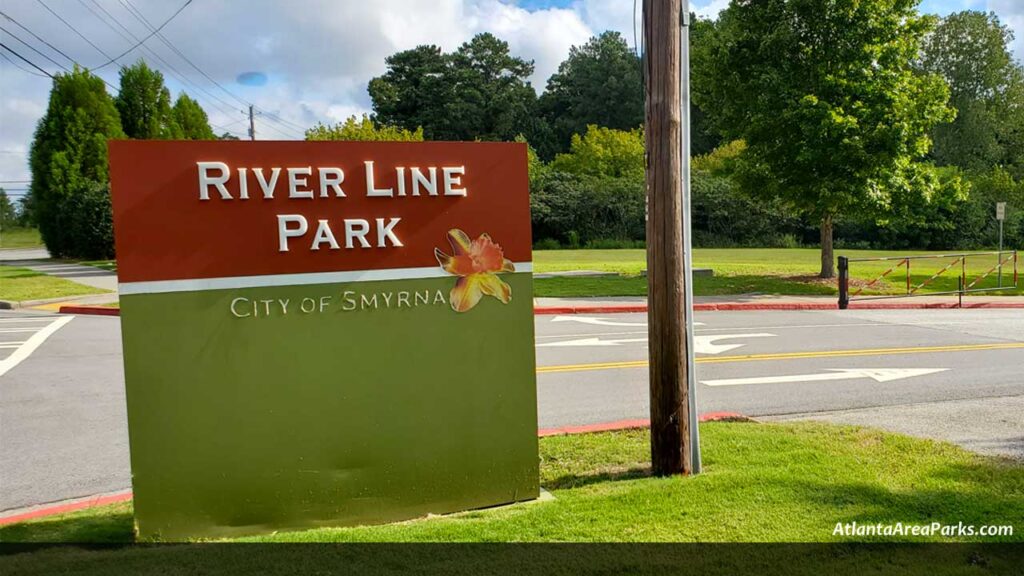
[0, 41, 52, 77]
[88, 0, 192, 70]
[75, 0, 238, 119]
[0, 9, 77, 67]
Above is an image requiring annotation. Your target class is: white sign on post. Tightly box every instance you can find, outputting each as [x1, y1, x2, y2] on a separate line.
[997, 202, 1006, 221]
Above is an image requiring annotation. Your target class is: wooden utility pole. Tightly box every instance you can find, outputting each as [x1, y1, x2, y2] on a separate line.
[644, 0, 700, 476]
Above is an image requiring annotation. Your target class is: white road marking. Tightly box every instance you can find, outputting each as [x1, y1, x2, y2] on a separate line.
[694, 333, 776, 354]
[0, 328, 42, 333]
[538, 333, 776, 355]
[0, 317, 55, 324]
[550, 315, 704, 327]
[702, 368, 949, 387]
[0, 316, 74, 378]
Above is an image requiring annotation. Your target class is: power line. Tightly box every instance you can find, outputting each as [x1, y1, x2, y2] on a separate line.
[0, 41, 52, 77]
[35, 0, 116, 63]
[0, 46, 50, 77]
[0, 25, 67, 72]
[90, 0, 193, 70]
[0, 9, 77, 67]
[101, 0, 243, 120]
[119, 0, 249, 109]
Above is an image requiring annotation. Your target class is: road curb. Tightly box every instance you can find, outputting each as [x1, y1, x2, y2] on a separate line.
[537, 412, 752, 437]
[58, 305, 120, 316]
[0, 491, 132, 527]
[0, 414, 751, 526]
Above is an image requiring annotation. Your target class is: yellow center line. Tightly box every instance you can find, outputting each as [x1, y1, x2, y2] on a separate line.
[536, 342, 1024, 374]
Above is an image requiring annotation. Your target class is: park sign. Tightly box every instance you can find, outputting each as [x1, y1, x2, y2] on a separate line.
[108, 141, 539, 540]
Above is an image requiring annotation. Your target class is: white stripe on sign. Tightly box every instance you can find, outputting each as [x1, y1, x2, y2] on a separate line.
[0, 316, 73, 378]
[119, 262, 533, 295]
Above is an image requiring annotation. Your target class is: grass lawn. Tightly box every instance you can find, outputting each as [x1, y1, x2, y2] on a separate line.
[534, 248, 1022, 298]
[0, 227, 43, 250]
[3, 422, 1021, 545]
[0, 265, 107, 302]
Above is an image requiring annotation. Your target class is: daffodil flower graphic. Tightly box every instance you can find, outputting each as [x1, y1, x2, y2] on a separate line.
[435, 229, 515, 312]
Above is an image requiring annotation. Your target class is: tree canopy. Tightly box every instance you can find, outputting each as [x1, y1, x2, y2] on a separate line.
[538, 32, 643, 155]
[115, 61, 181, 139]
[550, 125, 644, 179]
[173, 93, 216, 140]
[305, 114, 424, 141]
[698, 0, 954, 277]
[369, 33, 536, 142]
[919, 10, 1024, 174]
[29, 66, 125, 258]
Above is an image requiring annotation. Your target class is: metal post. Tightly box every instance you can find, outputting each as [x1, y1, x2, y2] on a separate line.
[960, 257, 965, 308]
[998, 219, 1004, 287]
[838, 256, 849, 309]
[679, 2, 700, 474]
[906, 258, 911, 294]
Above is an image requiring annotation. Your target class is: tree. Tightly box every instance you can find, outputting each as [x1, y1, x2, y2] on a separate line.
[369, 34, 537, 142]
[116, 60, 181, 139]
[173, 93, 215, 140]
[0, 188, 15, 228]
[29, 66, 125, 258]
[538, 32, 643, 155]
[550, 125, 644, 179]
[218, 131, 240, 140]
[699, 0, 954, 277]
[305, 114, 423, 141]
[919, 11, 1024, 174]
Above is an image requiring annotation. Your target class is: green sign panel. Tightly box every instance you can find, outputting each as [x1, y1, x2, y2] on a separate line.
[110, 141, 539, 539]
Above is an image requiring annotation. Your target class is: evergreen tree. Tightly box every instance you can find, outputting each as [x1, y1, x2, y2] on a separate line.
[173, 93, 216, 140]
[115, 60, 181, 139]
[29, 66, 125, 258]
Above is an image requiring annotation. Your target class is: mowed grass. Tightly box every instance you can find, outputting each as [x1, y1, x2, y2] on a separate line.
[0, 265, 107, 302]
[0, 227, 42, 249]
[3, 422, 1021, 545]
[533, 248, 1022, 297]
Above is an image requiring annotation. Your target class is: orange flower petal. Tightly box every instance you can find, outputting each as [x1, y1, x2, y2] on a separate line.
[449, 275, 484, 312]
[500, 259, 515, 273]
[470, 233, 506, 273]
[435, 248, 475, 276]
[447, 229, 473, 256]
[477, 273, 512, 304]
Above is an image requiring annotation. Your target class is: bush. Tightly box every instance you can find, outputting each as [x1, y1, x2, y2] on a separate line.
[533, 238, 561, 250]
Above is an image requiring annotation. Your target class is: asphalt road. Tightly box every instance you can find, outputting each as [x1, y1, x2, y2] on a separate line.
[1, 308, 1022, 513]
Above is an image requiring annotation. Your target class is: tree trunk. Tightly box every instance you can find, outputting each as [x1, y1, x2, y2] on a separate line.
[819, 214, 834, 279]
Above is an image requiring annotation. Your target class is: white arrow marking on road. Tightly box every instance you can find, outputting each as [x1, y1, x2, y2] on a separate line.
[701, 368, 949, 387]
[539, 337, 647, 347]
[550, 315, 703, 327]
[538, 332, 775, 354]
[694, 333, 775, 355]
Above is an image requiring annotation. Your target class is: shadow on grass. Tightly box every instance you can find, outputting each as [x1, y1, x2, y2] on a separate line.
[0, 507, 134, 544]
[542, 465, 652, 491]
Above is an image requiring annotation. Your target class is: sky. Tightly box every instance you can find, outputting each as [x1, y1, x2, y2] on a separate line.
[2, 0, 1023, 192]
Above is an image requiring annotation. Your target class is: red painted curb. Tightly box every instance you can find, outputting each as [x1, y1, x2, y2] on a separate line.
[0, 491, 132, 526]
[536, 412, 749, 437]
[0, 414, 750, 526]
[58, 305, 120, 316]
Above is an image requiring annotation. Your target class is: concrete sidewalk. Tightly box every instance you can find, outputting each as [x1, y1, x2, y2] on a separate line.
[12, 260, 118, 292]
